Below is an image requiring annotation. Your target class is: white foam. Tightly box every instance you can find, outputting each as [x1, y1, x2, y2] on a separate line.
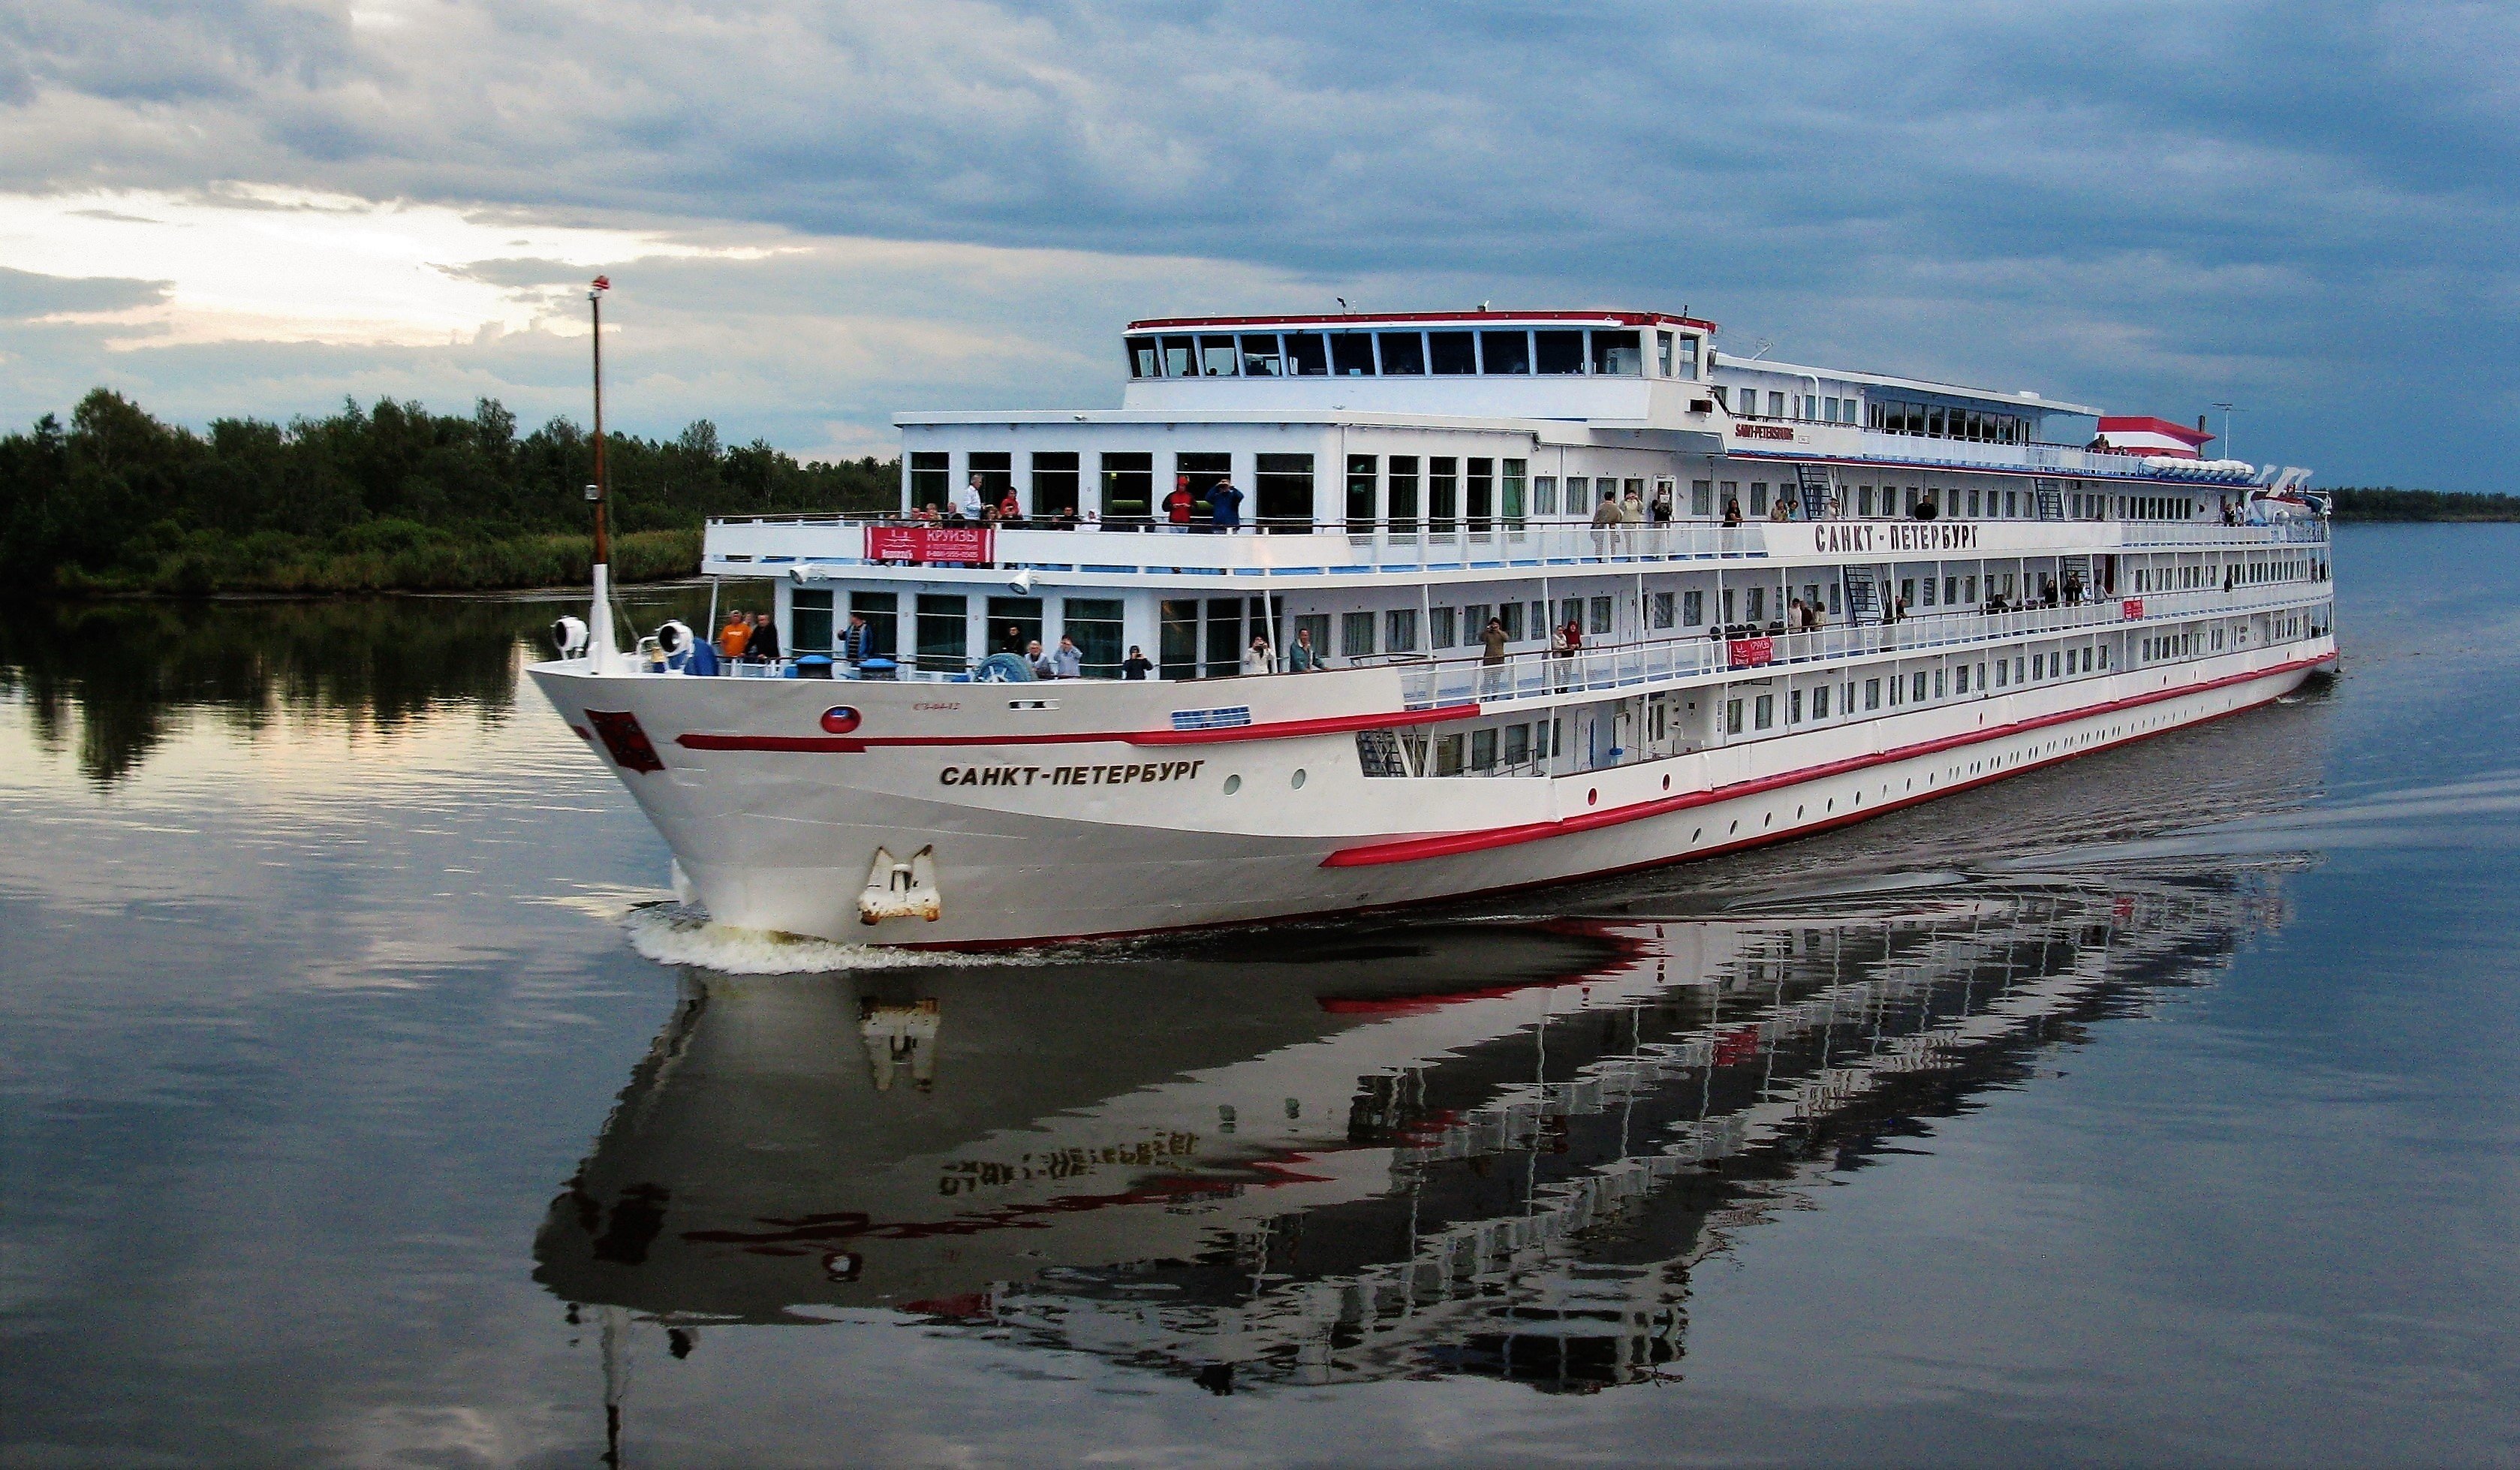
[621, 902, 1036, 973]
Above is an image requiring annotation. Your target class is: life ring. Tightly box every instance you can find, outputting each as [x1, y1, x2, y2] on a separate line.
[973, 652, 1036, 682]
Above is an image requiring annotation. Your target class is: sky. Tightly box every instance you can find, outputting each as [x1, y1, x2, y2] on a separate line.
[1, 1, 2512, 486]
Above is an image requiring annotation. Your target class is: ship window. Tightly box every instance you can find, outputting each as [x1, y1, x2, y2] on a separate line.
[1589, 596, 1612, 634]
[1286, 332, 1329, 375]
[1162, 336, 1195, 377]
[1503, 723, 1530, 767]
[1502, 459, 1527, 526]
[1769, 391, 1787, 417]
[986, 597, 1043, 659]
[1657, 331, 1675, 376]
[1386, 608, 1419, 652]
[1430, 605, 1456, 648]
[1255, 453, 1314, 528]
[968, 451, 1012, 502]
[1341, 611, 1375, 659]
[1747, 586, 1766, 622]
[1814, 684, 1832, 718]
[1031, 451, 1080, 520]
[1677, 334, 1700, 381]
[1429, 456, 1458, 532]
[1480, 330, 1531, 375]
[1377, 331, 1426, 375]
[1593, 330, 1642, 375]
[1127, 336, 1158, 378]
[915, 593, 969, 673]
[1651, 592, 1675, 628]
[1750, 482, 1768, 516]
[849, 592, 898, 659]
[1387, 454, 1420, 529]
[1100, 451, 1153, 520]
[1331, 332, 1377, 376]
[1160, 600, 1198, 679]
[1535, 474, 1558, 515]
[1683, 589, 1704, 625]
[1199, 335, 1239, 375]
[909, 451, 949, 510]
[791, 589, 834, 653]
[1725, 699, 1743, 736]
[1535, 330, 1585, 375]
[1429, 331, 1477, 375]
[1754, 694, 1775, 730]
[1435, 733, 1465, 776]
[1471, 727, 1498, 772]
[1789, 688, 1803, 724]
[1240, 334, 1284, 375]
[1467, 457, 1494, 529]
[1865, 677, 1882, 709]
[1062, 598, 1124, 677]
[1691, 479, 1713, 517]
[1346, 454, 1377, 532]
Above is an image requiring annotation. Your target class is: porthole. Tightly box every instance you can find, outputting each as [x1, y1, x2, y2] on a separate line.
[1223, 774, 1242, 795]
[1290, 769, 1307, 789]
[1588, 788, 1599, 806]
[1729, 820, 1739, 834]
[1795, 804, 1803, 818]
[1763, 812, 1772, 827]
[1692, 827, 1702, 842]
[1662, 775, 1672, 791]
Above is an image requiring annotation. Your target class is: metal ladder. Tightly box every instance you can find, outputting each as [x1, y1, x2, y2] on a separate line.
[1796, 462, 1834, 520]
[2034, 478, 2065, 520]
[1841, 565, 1880, 623]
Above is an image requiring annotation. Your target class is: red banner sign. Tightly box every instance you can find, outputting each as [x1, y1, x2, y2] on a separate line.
[2121, 597, 2145, 620]
[866, 523, 995, 564]
[1727, 635, 1775, 669]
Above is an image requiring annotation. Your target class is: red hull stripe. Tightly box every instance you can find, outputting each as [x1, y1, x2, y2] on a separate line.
[1322, 655, 2328, 869]
[673, 702, 1480, 755]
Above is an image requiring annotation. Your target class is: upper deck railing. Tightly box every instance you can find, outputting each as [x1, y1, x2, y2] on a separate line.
[703, 512, 2329, 579]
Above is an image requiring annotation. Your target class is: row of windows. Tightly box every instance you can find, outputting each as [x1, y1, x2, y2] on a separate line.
[911, 449, 1316, 520]
[1341, 454, 1531, 530]
[1866, 398, 2034, 444]
[1719, 387, 1861, 425]
[1724, 641, 2112, 735]
[1128, 327, 1700, 381]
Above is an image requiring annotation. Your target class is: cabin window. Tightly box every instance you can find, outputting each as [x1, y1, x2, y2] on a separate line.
[1239, 334, 1283, 376]
[1750, 482, 1769, 516]
[1175, 452, 1230, 520]
[1341, 611, 1375, 660]
[1286, 332, 1329, 376]
[1651, 592, 1675, 629]
[1677, 334, 1700, 380]
[1062, 598, 1124, 677]
[1823, 396, 1838, 420]
[1766, 391, 1784, 417]
[1588, 596, 1612, 634]
[1502, 459, 1527, 526]
[1691, 479, 1713, 517]
[1726, 700, 1744, 736]
[916, 594, 969, 673]
[1912, 672, 1928, 702]
[1789, 689, 1803, 724]
[1467, 457, 1495, 529]
[1503, 724, 1531, 767]
[986, 597, 1043, 659]
[1198, 336, 1239, 375]
[1031, 451, 1080, 520]
[1754, 694, 1775, 730]
[1657, 331, 1675, 376]
[1747, 586, 1766, 623]
[1429, 331, 1477, 375]
[1592, 330, 1642, 375]
[1430, 605, 1456, 648]
[849, 592, 898, 659]
[1435, 733, 1465, 776]
[909, 451, 949, 510]
[1389, 455, 1420, 529]
[1429, 456, 1459, 532]
[1162, 336, 1196, 377]
[1331, 332, 1377, 377]
[791, 589, 834, 653]
[1127, 336, 1158, 378]
[1346, 454, 1377, 532]
[968, 451, 1013, 503]
[1535, 474, 1558, 515]
[1255, 453, 1314, 528]
[1865, 677, 1882, 709]
[1471, 727, 1498, 772]
[1377, 332, 1426, 375]
[1100, 452, 1153, 520]
[1386, 609, 1419, 652]
[1481, 330, 1531, 375]
[1814, 684, 1831, 718]
[1683, 589, 1705, 625]
[1535, 330, 1585, 375]
[1160, 600, 1199, 680]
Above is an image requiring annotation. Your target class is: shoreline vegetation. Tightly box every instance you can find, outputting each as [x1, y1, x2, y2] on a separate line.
[3, 390, 2511, 598]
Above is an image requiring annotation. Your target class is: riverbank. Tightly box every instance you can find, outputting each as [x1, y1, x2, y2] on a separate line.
[46, 526, 701, 597]
[2329, 487, 2520, 521]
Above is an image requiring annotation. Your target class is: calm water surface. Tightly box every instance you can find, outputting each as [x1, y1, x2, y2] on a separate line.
[3, 527, 2515, 1468]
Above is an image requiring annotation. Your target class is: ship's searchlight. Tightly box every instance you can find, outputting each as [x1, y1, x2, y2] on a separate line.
[550, 615, 589, 657]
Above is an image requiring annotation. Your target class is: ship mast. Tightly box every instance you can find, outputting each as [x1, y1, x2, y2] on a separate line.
[586, 275, 616, 671]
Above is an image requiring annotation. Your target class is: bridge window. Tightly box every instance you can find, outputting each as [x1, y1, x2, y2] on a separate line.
[1480, 330, 1531, 374]
[1592, 330, 1642, 375]
[1429, 330, 1477, 375]
[1240, 334, 1284, 375]
[1162, 336, 1195, 377]
[1127, 336, 1158, 378]
[1286, 332, 1329, 375]
[1676, 333, 1701, 380]
[1377, 331, 1426, 375]
[1331, 332, 1376, 376]
[1535, 330, 1585, 375]
[1198, 336, 1239, 375]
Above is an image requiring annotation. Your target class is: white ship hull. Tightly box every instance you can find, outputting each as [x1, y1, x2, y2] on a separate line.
[529, 635, 2332, 947]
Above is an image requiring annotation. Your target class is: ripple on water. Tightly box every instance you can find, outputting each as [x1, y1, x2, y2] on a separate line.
[619, 901, 1043, 973]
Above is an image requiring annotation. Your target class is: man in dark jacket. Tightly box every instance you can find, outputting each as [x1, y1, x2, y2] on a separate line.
[748, 611, 780, 663]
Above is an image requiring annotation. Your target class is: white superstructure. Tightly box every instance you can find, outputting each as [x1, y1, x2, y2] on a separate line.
[530, 309, 2337, 946]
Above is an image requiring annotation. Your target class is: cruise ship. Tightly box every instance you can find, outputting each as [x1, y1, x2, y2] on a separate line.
[529, 309, 2336, 946]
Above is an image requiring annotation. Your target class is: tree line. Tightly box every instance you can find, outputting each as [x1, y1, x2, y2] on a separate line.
[0, 388, 899, 595]
[2326, 487, 2520, 522]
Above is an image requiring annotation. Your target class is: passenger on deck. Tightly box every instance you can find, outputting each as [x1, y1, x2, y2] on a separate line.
[1242, 633, 1275, 675]
[1479, 617, 1510, 694]
[1722, 496, 1744, 527]
[719, 610, 751, 660]
[842, 613, 875, 665]
[956, 476, 986, 521]
[1121, 645, 1153, 680]
[1769, 496, 1793, 522]
[748, 612, 780, 664]
[914, 503, 940, 524]
[1050, 635, 1083, 679]
[1025, 639, 1052, 678]
[1209, 480, 1245, 533]
[1650, 486, 1674, 523]
[1592, 489, 1624, 555]
[997, 624, 1028, 655]
[1164, 478, 1195, 532]
[1288, 628, 1322, 673]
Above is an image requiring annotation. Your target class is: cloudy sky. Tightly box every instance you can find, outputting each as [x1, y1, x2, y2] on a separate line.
[2, 1, 2512, 486]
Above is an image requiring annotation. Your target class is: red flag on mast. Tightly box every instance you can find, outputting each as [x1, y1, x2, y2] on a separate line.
[591, 275, 610, 291]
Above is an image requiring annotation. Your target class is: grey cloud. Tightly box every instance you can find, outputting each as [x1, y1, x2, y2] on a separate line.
[0, 266, 170, 318]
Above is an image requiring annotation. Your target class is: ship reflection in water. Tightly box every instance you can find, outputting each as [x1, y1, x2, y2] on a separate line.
[539, 863, 2289, 1407]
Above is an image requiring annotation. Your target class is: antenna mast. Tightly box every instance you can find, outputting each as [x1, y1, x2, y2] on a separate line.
[586, 276, 616, 670]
